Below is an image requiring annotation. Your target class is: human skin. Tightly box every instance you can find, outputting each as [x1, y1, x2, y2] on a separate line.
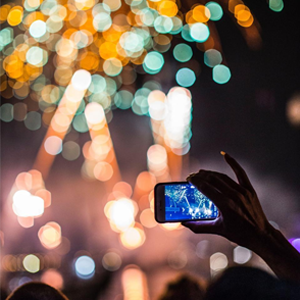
[182, 153, 300, 283]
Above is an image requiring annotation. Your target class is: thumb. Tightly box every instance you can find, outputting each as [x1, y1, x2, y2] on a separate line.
[182, 220, 220, 234]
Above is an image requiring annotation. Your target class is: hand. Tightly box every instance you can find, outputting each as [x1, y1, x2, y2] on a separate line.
[183, 152, 300, 282]
[182, 152, 273, 250]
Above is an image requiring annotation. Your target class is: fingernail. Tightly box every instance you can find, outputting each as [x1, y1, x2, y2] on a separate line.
[186, 173, 196, 180]
[220, 151, 226, 156]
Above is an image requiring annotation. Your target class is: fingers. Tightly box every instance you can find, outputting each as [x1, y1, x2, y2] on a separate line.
[192, 171, 246, 201]
[182, 220, 220, 234]
[223, 153, 254, 192]
[187, 176, 229, 213]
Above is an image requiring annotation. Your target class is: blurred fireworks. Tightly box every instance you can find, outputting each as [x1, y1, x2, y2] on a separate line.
[1, 0, 284, 133]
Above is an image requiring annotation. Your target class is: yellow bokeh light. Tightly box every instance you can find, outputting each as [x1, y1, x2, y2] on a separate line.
[238, 15, 254, 27]
[38, 222, 62, 249]
[7, 6, 23, 26]
[3, 54, 24, 79]
[0, 5, 11, 23]
[100, 42, 118, 59]
[102, 27, 122, 42]
[79, 51, 100, 71]
[120, 225, 145, 249]
[158, 1, 178, 17]
[192, 5, 211, 23]
[23, 254, 40, 273]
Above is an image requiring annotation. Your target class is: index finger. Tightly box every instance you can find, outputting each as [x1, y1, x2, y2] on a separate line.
[188, 176, 229, 214]
[222, 152, 254, 192]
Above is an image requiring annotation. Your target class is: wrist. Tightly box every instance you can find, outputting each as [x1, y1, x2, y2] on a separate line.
[252, 225, 300, 282]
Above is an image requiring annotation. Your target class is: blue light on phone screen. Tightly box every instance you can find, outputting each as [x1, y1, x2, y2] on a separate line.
[165, 183, 218, 221]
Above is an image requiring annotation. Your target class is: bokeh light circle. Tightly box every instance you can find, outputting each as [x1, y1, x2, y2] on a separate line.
[103, 58, 123, 77]
[75, 256, 95, 279]
[205, 2, 223, 21]
[44, 136, 63, 155]
[190, 23, 210, 42]
[204, 49, 222, 68]
[23, 254, 40, 273]
[173, 44, 193, 62]
[175, 68, 196, 87]
[212, 65, 231, 84]
[24, 112, 41, 131]
[72, 70, 92, 91]
[143, 51, 164, 74]
[29, 20, 47, 38]
[62, 141, 81, 161]
[102, 252, 122, 271]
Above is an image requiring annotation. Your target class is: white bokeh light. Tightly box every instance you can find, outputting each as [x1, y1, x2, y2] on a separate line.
[44, 136, 63, 155]
[84, 102, 105, 125]
[29, 20, 47, 38]
[12, 190, 44, 217]
[75, 256, 95, 279]
[71, 70, 92, 91]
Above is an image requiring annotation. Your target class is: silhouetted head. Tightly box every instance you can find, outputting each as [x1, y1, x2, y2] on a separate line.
[158, 274, 205, 300]
[205, 266, 300, 300]
[6, 282, 69, 300]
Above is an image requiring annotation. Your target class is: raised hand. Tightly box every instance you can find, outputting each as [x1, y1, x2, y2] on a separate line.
[183, 152, 300, 283]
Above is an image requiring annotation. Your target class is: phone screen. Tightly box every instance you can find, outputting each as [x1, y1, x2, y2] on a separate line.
[164, 183, 218, 221]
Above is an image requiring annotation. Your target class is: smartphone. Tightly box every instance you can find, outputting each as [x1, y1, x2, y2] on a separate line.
[155, 182, 218, 223]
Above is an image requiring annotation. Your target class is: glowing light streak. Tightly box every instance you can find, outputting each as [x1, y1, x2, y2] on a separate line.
[122, 266, 149, 300]
[33, 70, 90, 178]
[83, 102, 121, 183]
